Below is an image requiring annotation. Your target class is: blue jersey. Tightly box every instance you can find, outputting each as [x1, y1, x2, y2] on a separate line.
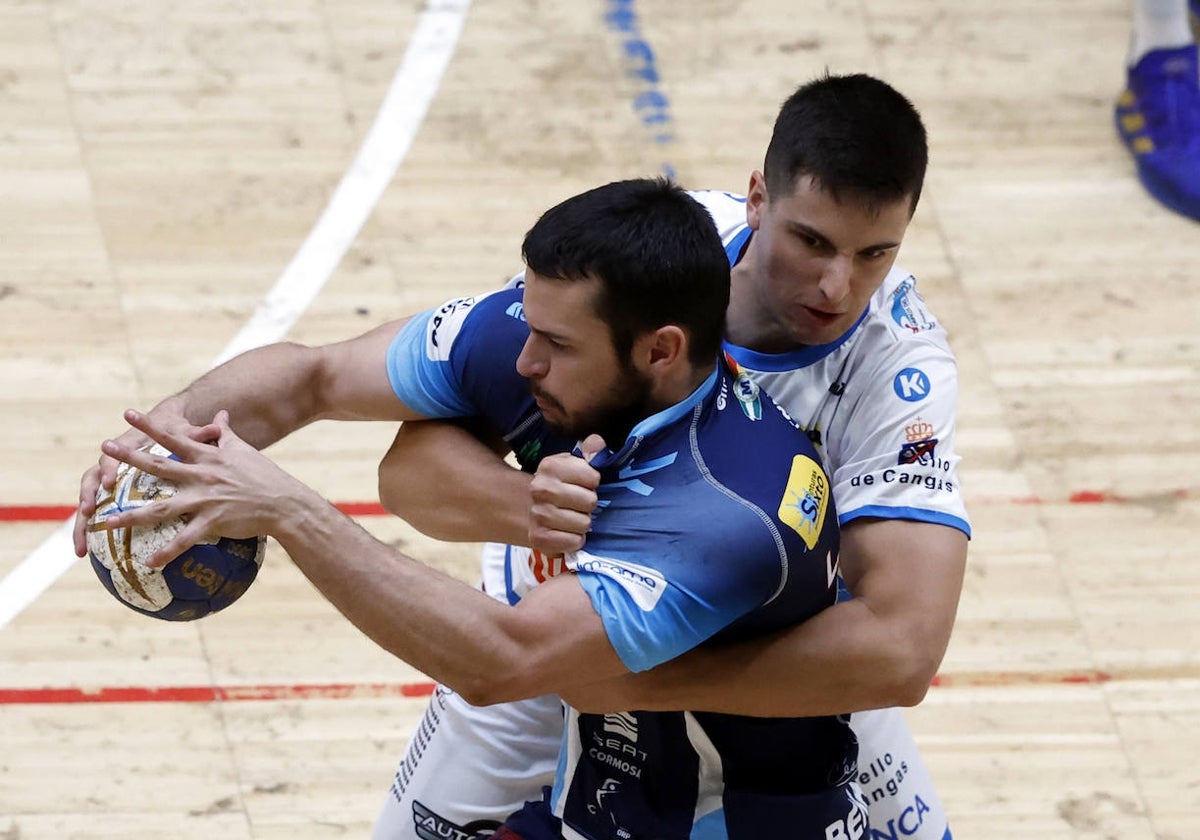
[388, 288, 865, 839]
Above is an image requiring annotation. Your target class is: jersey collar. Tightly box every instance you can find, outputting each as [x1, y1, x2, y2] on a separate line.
[587, 366, 719, 470]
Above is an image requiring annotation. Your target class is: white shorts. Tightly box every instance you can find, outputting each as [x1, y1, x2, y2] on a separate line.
[373, 544, 952, 840]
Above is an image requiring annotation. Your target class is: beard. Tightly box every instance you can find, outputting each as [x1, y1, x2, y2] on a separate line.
[532, 367, 654, 446]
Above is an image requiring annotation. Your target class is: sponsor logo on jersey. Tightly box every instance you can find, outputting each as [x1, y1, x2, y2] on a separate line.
[426, 296, 476, 361]
[889, 277, 937, 333]
[777, 454, 830, 551]
[411, 799, 500, 840]
[603, 711, 639, 742]
[823, 783, 869, 840]
[572, 553, 666, 611]
[588, 720, 648, 781]
[892, 368, 931, 402]
[599, 452, 677, 498]
[852, 470, 955, 494]
[504, 301, 525, 322]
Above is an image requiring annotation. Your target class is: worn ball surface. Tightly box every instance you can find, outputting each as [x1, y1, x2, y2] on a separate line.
[86, 444, 266, 621]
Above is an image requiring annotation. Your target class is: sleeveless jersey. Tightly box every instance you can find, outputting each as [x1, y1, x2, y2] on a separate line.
[386, 288, 866, 839]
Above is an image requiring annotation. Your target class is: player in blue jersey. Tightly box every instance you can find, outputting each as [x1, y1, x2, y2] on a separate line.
[374, 73, 970, 840]
[74, 72, 966, 840]
[88, 178, 866, 838]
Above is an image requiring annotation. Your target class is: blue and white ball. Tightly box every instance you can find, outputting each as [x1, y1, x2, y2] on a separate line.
[86, 444, 266, 621]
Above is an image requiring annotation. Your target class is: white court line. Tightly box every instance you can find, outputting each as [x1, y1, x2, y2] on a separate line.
[0, 0, 473, 631]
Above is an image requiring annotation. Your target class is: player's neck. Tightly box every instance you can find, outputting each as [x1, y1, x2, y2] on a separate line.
[603, 363, 715, 446]
[649, 362, 715, 411]
[726, 264, 794, 354]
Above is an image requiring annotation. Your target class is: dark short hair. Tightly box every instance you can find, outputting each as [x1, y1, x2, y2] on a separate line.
[521, 178, 729, 366]
[764, 73, 928, 214]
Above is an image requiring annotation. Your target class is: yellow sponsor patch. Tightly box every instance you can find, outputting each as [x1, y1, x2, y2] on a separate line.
[777, 454, 830, 550]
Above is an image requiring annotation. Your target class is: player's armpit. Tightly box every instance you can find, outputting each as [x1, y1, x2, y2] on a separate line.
[378, 419, 532, 545]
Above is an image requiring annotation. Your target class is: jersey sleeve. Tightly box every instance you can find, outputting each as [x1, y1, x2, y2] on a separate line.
[568, 510, 787, 674]
[385, 289, 533, 422]
[827, 337, 971, 537]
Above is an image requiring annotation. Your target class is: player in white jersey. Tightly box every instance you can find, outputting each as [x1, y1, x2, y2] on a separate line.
[374, 74, 969, 840]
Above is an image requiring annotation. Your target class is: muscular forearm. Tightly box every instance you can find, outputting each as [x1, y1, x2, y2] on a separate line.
[275, 494, 524, 702]
[154, 319, 413, 449]
[153, 344, 327, 449]
[274, 485, 622, 705]
[379, 421, 533, 545]
[564, 520, 967, 718]
[564, 598, 935, 717]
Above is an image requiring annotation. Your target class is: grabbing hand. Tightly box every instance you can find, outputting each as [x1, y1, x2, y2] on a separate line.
[72, 404, 203, 557]
[97, 408, 309, 567]
[527, 434, 605, 556]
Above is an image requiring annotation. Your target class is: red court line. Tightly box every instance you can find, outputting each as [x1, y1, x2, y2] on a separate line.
[0, 501, 389, 523]
[3, 665, 1196, 706]
[0, 681, 437, 705]
[3, 490, 1196, 524]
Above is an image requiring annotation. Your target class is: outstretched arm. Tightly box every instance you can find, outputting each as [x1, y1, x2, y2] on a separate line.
[99, 409, 627, 707]
[74, 318, 417, 556]
[560, 518, 966, 717]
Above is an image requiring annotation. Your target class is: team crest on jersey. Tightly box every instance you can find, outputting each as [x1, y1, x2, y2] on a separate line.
[426, 296, 477, 361]
[898, 439, 939, 465]
[898, 417, 938, 465]
[889, 277, 936, 333]
[777, 454, 830, 550]
[733, 370, 763, 420]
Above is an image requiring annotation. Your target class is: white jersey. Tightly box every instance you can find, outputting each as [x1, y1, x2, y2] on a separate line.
[695, 189, 971, 539]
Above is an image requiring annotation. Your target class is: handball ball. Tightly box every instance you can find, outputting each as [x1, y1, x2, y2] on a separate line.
[86, 443, 266, 621]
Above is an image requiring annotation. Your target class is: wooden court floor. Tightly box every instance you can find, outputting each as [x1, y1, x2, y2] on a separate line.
[1, 1, 1197, 837]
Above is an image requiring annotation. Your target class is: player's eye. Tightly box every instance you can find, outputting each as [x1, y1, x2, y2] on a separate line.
[545, 336, 567, 351]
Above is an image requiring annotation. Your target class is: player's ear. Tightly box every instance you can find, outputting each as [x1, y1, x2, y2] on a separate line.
[643, 325, 687, 371]
[746, 170, 768, 230]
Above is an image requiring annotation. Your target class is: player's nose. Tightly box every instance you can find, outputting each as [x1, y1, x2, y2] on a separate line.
[516, 336, 546, 378]
[817, 255, 852, 304]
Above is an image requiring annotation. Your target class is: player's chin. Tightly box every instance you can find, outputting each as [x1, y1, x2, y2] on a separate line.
[792, 311, 853, 346]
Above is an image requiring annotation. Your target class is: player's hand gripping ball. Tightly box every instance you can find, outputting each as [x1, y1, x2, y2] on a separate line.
[86, 444, 266, 621]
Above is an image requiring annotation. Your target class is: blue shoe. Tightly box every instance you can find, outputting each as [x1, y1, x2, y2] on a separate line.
[1115, 45, 1200, 221]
